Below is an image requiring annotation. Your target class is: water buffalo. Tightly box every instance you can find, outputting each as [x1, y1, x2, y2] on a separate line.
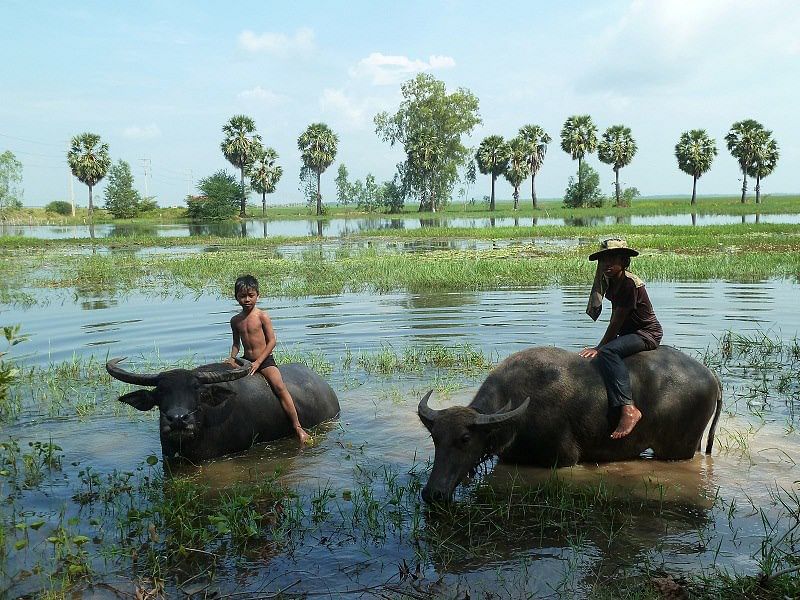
[107, 357, 340, 462]
[418, 345, 722, 503]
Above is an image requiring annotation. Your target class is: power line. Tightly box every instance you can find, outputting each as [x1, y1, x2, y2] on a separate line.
[0, 131, 66, 147]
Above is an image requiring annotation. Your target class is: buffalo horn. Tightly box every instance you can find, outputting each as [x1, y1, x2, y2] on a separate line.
[417, 389, 440, 422]
[474, 397, 531, 426]
[106, 357, 161, 386]
[195, 358, 252, 384]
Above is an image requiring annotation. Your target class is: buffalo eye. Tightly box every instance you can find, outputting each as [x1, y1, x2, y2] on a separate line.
[460, 432, 471, 445]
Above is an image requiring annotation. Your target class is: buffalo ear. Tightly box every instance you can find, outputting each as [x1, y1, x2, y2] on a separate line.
[204, 385, 237, 408]
[118, 389, 157, 411]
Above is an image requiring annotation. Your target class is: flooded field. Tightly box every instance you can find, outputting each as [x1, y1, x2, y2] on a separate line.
[1, 278, 799, 597]
[3, 211, 800, 240]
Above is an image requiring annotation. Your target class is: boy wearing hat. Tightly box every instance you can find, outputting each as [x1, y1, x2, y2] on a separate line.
[579, 238, 662, 439]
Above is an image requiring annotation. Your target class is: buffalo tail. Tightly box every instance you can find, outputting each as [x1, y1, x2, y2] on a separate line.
[705, 373, 723, 455]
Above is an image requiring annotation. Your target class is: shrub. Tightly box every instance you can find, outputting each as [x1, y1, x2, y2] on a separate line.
[138, 197, 159, 212]
[186, 170, 241, 220]
[45, 200, 73, 216]
[104, 160, 142, 219]
[563, 163, 605, 208]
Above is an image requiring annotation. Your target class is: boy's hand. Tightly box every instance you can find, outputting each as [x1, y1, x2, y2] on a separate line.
[248, 361, 261, 375]
[579, 347, 599, 359]
[296, 426, 311, 445]
[225, 357, 237, 367]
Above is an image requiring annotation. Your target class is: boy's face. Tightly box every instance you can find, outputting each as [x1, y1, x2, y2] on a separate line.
[236, 287, 259, 310]
[599, 253, 626, 278]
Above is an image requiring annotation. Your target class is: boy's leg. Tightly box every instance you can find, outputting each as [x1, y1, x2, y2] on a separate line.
[594, 334, 649, 439]
[261, 365, 310, 444]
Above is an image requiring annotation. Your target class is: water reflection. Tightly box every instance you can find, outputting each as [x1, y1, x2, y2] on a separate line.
[3, 212, 800, 239]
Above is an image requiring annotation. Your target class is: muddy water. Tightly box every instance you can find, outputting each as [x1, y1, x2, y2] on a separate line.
[2, 281, 799, 596]
[3, 211, 800, 239]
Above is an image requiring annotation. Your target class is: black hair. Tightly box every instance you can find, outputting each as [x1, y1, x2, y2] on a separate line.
[234, 275, 259, 296]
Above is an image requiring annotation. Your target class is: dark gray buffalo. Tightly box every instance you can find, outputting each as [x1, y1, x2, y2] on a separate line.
[418, 345, 722, 503]
[107, 357, 340, 462]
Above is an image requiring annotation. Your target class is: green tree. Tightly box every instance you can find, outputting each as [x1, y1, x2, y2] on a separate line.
[381, 174, 405, 213]
[0, 150, 24, 216]
[675, 129, 717, 205]
[725, 119, 765, 203]
[475, 135, 511, 211]
[747, 130, 779, 205]
[560, 115, 598, 206]
[186, 170, 240, 220]
[375, 74, 481, 212]
[220, 115, 262, 217]
[335, 164, 352, 206]
[597, 125, 638, 207]
[45, 200, 72, 216]
[247, 146, 283, 215]
[103, 160, 142, 219]
[504, 137, 531, 210]
[67, 132, 111, 218]
[297, 122, 338, 216]
[563, 163, 604, 208]
[518, 124, 550, 209]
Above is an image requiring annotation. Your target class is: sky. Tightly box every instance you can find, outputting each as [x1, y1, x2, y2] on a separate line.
[1, 0, 798, 207]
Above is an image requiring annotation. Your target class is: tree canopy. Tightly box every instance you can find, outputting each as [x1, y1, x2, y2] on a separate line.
[221, 115, 262, 217]
[598, 125, 637, 206]
[725, 119, 765, 203]
[504, 137, 531, 210]
[67, 132, 111, 217]
[675, 129, 717, 205]
[517, 124, 550, 208]
[298, 122, 338, 215]
[0, 150, 24, 215]
[475, 135, 511, 211]
[103, 160, 142, 219]
[746, 130, 779, 204]
[247, 146, 283, 215]
[186, 170, 241, 220]
[374, 74, 481, 212]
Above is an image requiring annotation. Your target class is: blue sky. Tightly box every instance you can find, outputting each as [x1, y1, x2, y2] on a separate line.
[2, 0, 798, 207]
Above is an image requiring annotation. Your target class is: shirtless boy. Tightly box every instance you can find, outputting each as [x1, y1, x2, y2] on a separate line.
[227, 275, 310, 445]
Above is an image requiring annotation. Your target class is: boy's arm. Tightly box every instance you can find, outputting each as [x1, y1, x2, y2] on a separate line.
[248, 311, 277, 374]
[227, 319, 241, 365]
[579, 307, 630, 358]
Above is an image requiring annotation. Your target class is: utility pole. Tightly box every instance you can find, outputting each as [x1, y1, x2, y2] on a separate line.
[139, 158, 151, 197]
[186, 169, 193, 197]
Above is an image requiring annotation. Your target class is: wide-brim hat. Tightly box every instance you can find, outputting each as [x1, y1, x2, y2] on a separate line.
[588, 238, 639, 261]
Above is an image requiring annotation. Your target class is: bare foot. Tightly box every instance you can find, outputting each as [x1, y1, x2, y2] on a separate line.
[611, 405, 642, 439]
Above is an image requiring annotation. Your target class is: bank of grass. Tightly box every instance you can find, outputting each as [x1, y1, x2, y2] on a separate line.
[1, 241, 797, 301]
[4, 194, 798, 226]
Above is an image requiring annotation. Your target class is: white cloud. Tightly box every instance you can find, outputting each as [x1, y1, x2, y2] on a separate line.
[320, 88, 366, 127]
[237, 86, 286, 106]
[577, 0, 800, 95]
[237, 27, 314, 57]
[349, 52, 456, 85]
[122, 124, 161, 140]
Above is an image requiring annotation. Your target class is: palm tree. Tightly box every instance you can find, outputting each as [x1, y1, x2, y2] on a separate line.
[504, 137, 531, 210]
[221, 115, 262, 217]
[475, 135, 511, 211]
[675, 130, 717, 205]
[247, 147, 283, 215]
[298, 123, 339, 216]
[725, 119, 765, 204]
[747, 131, 779, 205]
[597, 125, 638, 206]
[518, 124, 551, 209]
[560, 115, 598, 205]
[66, 132, 111, 219]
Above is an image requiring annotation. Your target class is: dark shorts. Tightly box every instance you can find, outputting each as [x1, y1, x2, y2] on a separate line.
[256, 354, 277, 373]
